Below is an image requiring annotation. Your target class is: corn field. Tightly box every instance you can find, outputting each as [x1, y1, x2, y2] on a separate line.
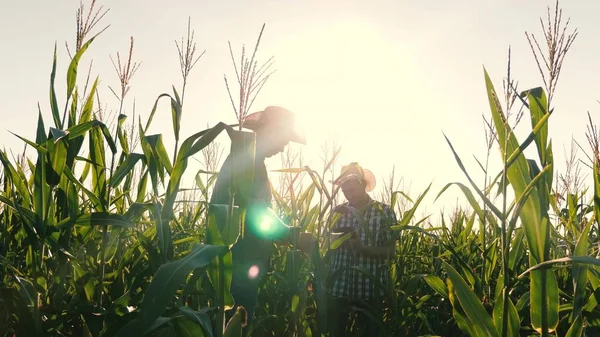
[3, 1, 600, 336]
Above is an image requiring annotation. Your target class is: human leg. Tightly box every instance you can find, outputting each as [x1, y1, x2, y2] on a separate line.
[327, 297, 351, 337]
[352, 299, 383, 337]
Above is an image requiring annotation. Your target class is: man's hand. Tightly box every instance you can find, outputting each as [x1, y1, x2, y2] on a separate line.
[275, 229, 317, 256]
[333, 205, 350, 214]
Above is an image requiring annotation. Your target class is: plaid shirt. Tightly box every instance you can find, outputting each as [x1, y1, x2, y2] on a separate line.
[327, 198, 398, 300]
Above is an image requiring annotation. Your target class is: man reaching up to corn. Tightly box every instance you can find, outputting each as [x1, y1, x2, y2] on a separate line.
[325, 162, 399, 337]
[210, 106, 315, 335]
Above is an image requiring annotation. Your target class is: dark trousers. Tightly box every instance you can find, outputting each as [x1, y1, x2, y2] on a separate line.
[327, 297, 384, 337]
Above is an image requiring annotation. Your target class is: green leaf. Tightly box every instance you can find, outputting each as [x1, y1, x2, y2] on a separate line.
[45, 134, 68, 186]
[67, 34, 98, 99]
[436, 182, 486, 222]
[69, 88, 78, 128]
[67, 78, 99, 166]
[572, 220, 592, 320]
[398, 182, 431, 226]
[79, 77, 98, 125]
[89, 124, 107, 211]
[146, 134, 173, 174]
[49, 42, 61, 128]
[223, 307, 246, 337]
[329, 232, 352, 250]
[423, 274, 449, 299]
[508, 229, 525, 271]
[171, 94, 182, 143]
[178, 307, 214, 337]
[443, 135, 504, 219]
[0, 151, 32, 208]
[291, 294, 300, 313]
[116, 114, 129, 154]
[506, 163, 553, 240]
[67, 120, 117, 154]
[207, 204, 241, 247]
[73, 262, 95, 301]
[206, 206, 235, 310]
[63, 167, 103, 208]
[33, 134, 51, 236]
[144, 93, 172, 134]
[519, 256, 600, 278]
[492, 289, 520, 337]
[442, 261, 499, 337]
[524, 87, 550, 166]
[162, 122, 230, 220]
[121, 244, 227, 334]
[151, 203, 173, 262]
[73, 212, 135, 228]
[484, 68, 545, 262]
[109, 153, 145, 188]
[102, 227, 123, 263]
[173, 316, 206, 337]
[483, 68, 557, 333]
[594, 159, 600, 242]
[565, 314, 584, 337]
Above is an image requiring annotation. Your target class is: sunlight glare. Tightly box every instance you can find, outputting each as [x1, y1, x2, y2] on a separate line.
[248, 265, 260, 279]
[259, 214, 273, 233]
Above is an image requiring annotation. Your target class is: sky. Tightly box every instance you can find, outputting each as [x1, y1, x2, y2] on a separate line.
[2, 0, 600, 221]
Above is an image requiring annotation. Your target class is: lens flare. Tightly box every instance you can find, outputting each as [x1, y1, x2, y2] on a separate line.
[248, 265, 260, 279]
[259, 215, 273, 233]
[247, 204, 289, 240]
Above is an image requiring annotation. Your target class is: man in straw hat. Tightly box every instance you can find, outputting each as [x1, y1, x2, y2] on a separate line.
[210, 106, 315, 331]
[326, 162, 398, 336]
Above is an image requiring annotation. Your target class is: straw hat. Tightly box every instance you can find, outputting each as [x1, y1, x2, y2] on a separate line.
[332, 162, 376, 192]
[242, 106, 306, 144]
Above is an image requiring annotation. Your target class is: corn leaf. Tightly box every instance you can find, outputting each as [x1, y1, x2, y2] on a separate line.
[173, 316, 207, 337]
[115, 244, 227, 335]
[565, 315, 584, 337]
[66, 33, 98, 99]
[45, 136, 67, 186]
[423, 274, 449, 299]
[89, 125, 107, 212]
[205, 206, 235, 310]
[442, 261, 499, 337]
[483, 68, 558, 333]
[117, 114, 129, 155]
[572, 220, 592, 320]
[436, 182, 486, 221]
[109, 153, 145, 188]
[49, 43, 61, 128]
[163, 122, 230, 220]
[492, 288, 520, 337]
[151, 203, 173, 262]
[74, 212, 134, 228]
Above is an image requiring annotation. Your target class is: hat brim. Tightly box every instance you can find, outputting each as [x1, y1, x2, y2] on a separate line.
[331, 168, 376, 192]
[242, 109, 306, 145]
[288, 131, 306, 145]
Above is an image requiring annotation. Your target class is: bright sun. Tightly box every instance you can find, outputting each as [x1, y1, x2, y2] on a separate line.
[268, 19, 422, 183]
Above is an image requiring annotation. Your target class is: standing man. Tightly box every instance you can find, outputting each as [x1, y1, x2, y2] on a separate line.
[209, 106, 314, 331]
[326, 162, 398, 336]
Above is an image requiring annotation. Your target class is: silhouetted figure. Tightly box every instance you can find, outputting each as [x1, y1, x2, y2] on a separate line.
[210, 106, 314, 335]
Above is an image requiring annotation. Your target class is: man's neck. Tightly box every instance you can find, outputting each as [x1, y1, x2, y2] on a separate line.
[349, 194, 371, 210]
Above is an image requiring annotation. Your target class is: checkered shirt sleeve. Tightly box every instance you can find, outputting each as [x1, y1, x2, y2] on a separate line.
[328, 201, 398, 300]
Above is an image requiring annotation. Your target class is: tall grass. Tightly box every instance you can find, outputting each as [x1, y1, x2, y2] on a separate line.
[2, 1, 600, 337]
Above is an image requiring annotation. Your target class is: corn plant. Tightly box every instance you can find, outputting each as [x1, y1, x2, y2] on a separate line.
[6, 1, 600, 337]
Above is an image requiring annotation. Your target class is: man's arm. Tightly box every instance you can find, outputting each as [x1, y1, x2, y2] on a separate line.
[350, 237, 395, 258]
[350, 205, 398, 258]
